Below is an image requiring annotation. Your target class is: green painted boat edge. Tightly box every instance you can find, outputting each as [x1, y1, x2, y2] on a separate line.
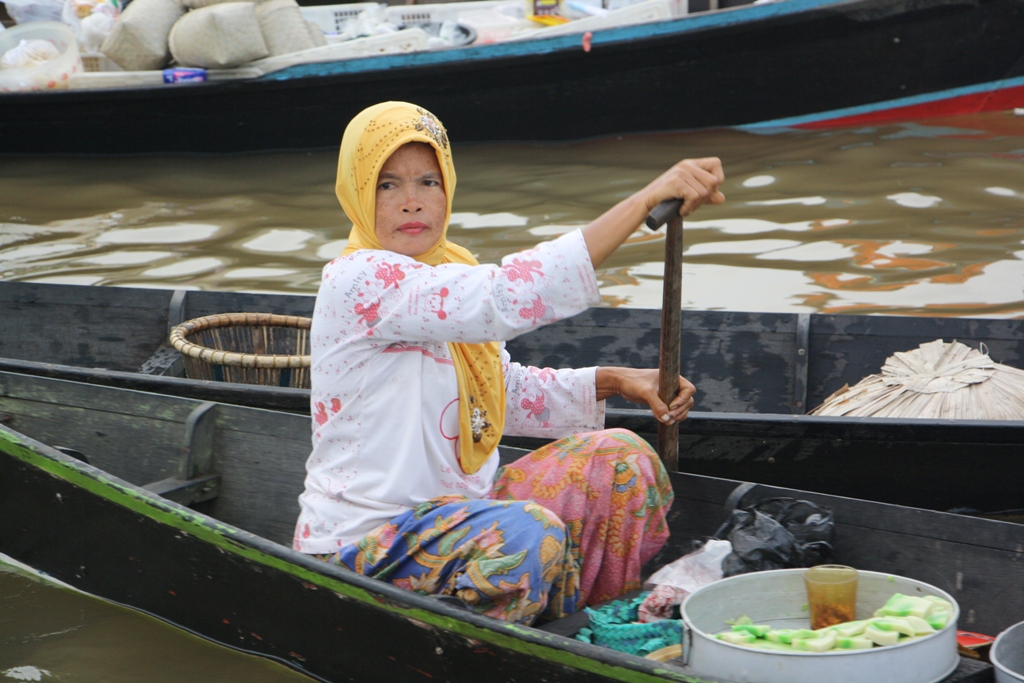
[0, 425, 708, 683]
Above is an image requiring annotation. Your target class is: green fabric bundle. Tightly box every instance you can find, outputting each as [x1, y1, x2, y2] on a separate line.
[575, 592, 682, 657]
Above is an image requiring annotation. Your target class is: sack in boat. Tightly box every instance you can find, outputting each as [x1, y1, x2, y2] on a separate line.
[99, 0, 185, 70]
[256, 0, 325, 57]
[168, 2, 269, 68]
[180, 0, 237, 11]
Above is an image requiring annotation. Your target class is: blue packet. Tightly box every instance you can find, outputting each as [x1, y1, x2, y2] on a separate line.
[163, 68, 207, 84]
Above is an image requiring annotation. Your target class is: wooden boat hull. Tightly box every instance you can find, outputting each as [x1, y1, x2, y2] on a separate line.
[1, 280, 1023, 515]
[2, 0, 1024, 154]
[0, 372, 1017, 682]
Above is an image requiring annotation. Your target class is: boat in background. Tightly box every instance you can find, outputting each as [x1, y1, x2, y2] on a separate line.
[2, 0, 1024, 154]
[2, 279, 1023, 516]
[0, 370, 1016, 682]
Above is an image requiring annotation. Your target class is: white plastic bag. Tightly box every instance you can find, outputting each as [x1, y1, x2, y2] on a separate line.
[3, 0, 65, 24]
[638, 539, 732, 623]
[336, 5, 389, 41]
[1, 37, 60, 68]
[61, 0, 119, 51]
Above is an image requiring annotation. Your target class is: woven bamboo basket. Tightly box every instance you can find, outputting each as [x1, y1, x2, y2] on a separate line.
[169, 312, 311, 388]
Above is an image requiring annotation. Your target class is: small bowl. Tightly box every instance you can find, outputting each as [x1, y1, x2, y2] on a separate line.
[991, 621, 1024, 683]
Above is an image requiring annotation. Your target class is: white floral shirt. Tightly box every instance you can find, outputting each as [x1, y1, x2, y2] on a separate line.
[293, 229, 605, 553]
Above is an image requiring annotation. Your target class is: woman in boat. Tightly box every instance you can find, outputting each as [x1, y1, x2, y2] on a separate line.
[294, 101, 724, 625]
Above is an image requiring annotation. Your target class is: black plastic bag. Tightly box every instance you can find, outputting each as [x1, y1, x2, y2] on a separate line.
[714, 497, 834, 577]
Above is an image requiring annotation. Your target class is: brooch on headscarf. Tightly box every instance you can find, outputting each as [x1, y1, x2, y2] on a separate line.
[415, 108, 449, 149]
[469, 396, 491, 443]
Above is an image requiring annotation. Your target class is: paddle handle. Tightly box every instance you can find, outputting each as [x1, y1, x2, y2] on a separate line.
[646, 199, 683, 230]
[655, 209, 683, 471]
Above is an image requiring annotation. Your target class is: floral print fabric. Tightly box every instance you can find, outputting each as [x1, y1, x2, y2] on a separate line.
[320, 429, 673, 624]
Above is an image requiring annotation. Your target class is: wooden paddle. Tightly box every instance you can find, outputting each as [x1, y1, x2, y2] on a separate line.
[646, 199, 684, 471]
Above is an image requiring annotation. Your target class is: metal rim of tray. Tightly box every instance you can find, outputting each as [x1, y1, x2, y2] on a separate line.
[169, 312, 311, 369]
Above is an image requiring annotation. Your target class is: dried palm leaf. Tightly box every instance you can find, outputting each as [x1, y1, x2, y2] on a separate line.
[809, 339, 1024, 420]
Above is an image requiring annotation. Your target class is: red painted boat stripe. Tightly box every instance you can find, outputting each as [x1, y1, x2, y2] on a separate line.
[796, 84, 1024, 129]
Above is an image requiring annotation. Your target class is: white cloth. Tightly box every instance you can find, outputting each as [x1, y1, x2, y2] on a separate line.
[294, 230, 605, 553]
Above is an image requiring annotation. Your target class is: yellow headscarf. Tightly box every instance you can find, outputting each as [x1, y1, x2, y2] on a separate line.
[336, 101, 504, 475]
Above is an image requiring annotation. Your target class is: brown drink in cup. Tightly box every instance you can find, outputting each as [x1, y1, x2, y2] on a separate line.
[804, 564, 858, 630]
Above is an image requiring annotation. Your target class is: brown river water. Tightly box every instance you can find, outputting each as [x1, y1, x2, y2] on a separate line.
[3, 111, 1024, 316]
[1, 111, 1023, 679]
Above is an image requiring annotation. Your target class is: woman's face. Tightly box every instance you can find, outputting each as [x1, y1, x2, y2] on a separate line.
[374, 142, 447, 257]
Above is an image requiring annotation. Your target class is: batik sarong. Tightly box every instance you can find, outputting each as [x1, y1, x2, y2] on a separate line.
[318, 428, 673, 625]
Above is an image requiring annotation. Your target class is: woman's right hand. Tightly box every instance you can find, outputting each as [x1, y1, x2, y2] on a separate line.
[582, 157, 726, 268]
[641, 157, 726, 217]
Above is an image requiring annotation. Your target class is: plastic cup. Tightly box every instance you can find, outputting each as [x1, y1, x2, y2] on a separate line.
[804, 564, 858, 630]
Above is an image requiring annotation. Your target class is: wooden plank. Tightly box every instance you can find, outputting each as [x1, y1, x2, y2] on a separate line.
[506, 309, 800, 414]
[0, 403, 183, 485]
[571, 409, 1024, 513]
[0, 280, 168, 309]
[793, 313, 810, 413]
[207, 429, 309, 545]
[0, 358, 311, 413]
[183, 290, 315, 320]
[0, 371, 199, 422]
[511, 409, 1024, 511]
[0, 282, 171, 371]
[668, 472, 1024, 552]
[216, 403, 310, 439]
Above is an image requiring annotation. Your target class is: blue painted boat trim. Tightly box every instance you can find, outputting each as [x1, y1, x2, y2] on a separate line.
[741, 75, 1024, 129]
[260, 0, 847, 81]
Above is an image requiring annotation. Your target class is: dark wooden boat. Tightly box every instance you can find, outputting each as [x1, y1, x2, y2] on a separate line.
[1, 280, 1023, 518]
[2, 0, 1024, 154]
[0, 370, 1014, 682]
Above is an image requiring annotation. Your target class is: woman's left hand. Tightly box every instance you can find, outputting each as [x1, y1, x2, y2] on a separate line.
[596, 367, 696, 425]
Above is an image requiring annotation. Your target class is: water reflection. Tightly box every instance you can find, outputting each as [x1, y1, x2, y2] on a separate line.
[1, 112, 1022, 317]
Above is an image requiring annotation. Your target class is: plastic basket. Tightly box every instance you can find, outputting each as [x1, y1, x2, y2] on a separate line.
[383, 0, 523, 27]
[169, 312, 311, 388]
[81, 51, 124, 72]
[300, 2, 384, 33]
